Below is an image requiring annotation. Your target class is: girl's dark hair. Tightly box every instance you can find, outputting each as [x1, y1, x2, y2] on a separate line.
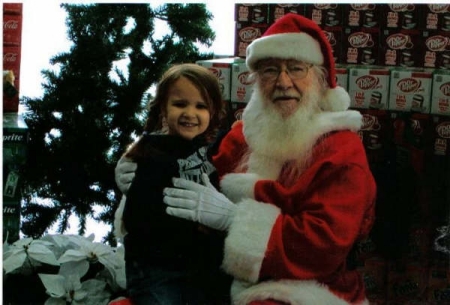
[125, 63, 226, 160]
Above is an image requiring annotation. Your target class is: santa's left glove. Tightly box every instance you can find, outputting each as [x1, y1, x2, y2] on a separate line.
[164, 173, 236, 231]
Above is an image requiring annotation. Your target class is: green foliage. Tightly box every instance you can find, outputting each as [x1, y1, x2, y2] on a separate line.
[20, 3, 215, 244]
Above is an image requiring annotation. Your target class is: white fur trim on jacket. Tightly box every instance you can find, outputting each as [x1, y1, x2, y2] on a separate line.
[222, 198, 280, 283]
[231, 279, 369, 305]
[246, 33, 323, 71]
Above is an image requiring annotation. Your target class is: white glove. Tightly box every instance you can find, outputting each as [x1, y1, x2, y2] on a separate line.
[163, 173, 236, 231]
[115, 156, 137, 194]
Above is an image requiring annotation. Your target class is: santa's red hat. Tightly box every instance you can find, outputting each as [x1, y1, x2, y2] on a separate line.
[246, 13, 350, 112]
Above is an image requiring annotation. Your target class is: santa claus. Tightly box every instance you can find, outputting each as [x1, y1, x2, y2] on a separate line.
[120, 13, 377, 305]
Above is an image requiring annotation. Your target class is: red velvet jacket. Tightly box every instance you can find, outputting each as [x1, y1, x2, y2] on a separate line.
[213, 121, 376, 305]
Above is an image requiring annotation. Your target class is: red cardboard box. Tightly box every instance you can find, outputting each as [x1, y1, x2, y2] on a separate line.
[3, 3, 22, 15]
[268, 4, 305, 24]
[422, 4, 450, 31]
[343, 27, 380, 65]
[421, 30, 450, 70]
[3, 13, 23, 47]
[381, 29, 424, 68]
[343, 3, 382, 28]
[381, 4, 424, 30]
[235, 4, 269, 24]
[304, 4, 344, 28]
[234, 22, 268, 58]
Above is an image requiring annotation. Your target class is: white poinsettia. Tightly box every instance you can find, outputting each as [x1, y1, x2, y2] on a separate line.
[3, 237, 59, 274]
[39, 273, 110, 305]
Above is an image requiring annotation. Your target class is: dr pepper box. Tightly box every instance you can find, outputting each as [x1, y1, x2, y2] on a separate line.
[343, 27, 380, 66]
[381, 3, 423, 30]
[235, 4, 269, 24]
[388, 68, 433, 113]
[343, 3, 382, 28]
[230, 61, 252, 104]
[304, 3, 344, 28]
[422, 4, 450, 31]
[3, 113, 29, 243]
[335, 65, 349, 91]
[234, 22, 268, 58]
[268, 4, 305, 24]
[431, 69, 450, 116]
[196, 57, 245, 101]
[348, 66, 390, 109]
[323, 26, 343, 64]
[421, 30, 450, 70]
[381, 29, 423, 68]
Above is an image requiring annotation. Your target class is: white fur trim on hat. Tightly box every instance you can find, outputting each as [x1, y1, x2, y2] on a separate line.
[246, 33, 324, 71]
[320, 86, 351, 112]
[222, 198, 280, 283]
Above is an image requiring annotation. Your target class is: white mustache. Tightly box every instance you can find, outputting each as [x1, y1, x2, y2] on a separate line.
[272, 91, 302, 101]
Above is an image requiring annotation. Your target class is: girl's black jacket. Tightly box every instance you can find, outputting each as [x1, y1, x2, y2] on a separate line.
[122, 133, 228, 282]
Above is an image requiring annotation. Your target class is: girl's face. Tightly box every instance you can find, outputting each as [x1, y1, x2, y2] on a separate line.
[164, 76, 211, 140]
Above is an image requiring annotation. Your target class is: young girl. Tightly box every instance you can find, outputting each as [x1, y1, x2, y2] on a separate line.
[114, 63, 230, 304]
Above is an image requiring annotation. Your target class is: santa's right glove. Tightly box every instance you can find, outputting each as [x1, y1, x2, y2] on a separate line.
[115, 156, 137, 194]
[163, 173, 236, 231]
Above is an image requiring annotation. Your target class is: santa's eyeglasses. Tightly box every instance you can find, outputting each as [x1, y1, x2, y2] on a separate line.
[257, 60, 313, 82]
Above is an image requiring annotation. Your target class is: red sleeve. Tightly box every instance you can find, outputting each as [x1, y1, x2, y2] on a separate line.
[212, 121, 248, 179]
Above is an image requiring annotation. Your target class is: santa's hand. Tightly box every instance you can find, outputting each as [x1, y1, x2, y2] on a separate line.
[163, 174, 236, 231]
[115, 156, 137, 194]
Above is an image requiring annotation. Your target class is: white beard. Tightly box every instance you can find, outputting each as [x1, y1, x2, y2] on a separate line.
[242, 82, 362, 180]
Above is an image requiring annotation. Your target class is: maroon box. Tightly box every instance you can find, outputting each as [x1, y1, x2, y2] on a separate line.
[234, 22, 268, 58]
[304, 4, 344, 28]
[380, 29, 424, 67]
[343, 3, 382, 28]
[235, 4, 269, 25]
[3, 46, 21, 80]
[380, 3, 423, 30]
[3, 3, 22, 15]
[422, 4, 450, 31]
[421, 30, 450, 69]
[3, 13, 23, 47]
[268, 4, 305, 24]
[322, 26, 343, 64]
[343, 27, 380, 65]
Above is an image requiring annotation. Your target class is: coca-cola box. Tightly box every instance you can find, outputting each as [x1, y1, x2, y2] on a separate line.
[388, 68, 433, 113]
[3, 12, 22, 47]
[196, 57, 245, 101]
[343, 3, 382, 28]
[235, 4, 269, 24]
[348, 66, 391, 109]
[304, 3, 344, 28]
[422, 4, 450, 31]
[268, 4, 305, 24]
[234, 22, 268, 58]
[421, 30, 450, 70]
[381, 3, 424, 30]
[381, 29, 424, 68]
[230, 61, 252, 104]
[3, 113, 28, 243]
[343, 27, 380, 65]
[431, 69, 450, 116]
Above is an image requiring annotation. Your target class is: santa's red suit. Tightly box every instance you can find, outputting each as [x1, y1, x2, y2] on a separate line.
[212, 120, 376, 305]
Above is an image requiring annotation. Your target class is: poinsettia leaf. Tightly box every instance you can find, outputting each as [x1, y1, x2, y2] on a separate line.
[28, 244, 60, 266]
[38, 274, 66, 298]
[59, 260, 89, 278]
[58, 249, 86, 263]
[3, 251, 27, 274]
